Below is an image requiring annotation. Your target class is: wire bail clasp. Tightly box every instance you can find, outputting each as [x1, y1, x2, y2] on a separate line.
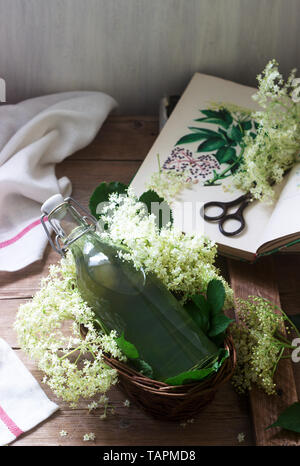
[40, 196, 97, 257]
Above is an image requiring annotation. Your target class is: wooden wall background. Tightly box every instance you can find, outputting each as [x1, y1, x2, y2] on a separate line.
[0, 0, 299, 114]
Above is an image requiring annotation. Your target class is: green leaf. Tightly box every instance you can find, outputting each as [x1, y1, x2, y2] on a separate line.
[207, 280, 233, 340]
[290, 314, 300, 331]
[266, 402, 300, 433]
[199, 109, 221, 118]
[199, 109, 233, 126]
[139, 190, 173, 230]
[221, 147, 237, 163]
[209, 314, 233, 337]
[197, 138, 226, 152]
[206, 279, 225, 315]
[212, 348, 229, 370]
[165, 367, 214, 386]
[194, 117, 230, 129]
[211, 331, 226, 347]
[241, 120, 252, 131]
[130, 358, 154, 378]
[227, 125, 243, 142]
[89, 182, 127, 219]
[139, 189, 163, 212]
[116, 333, 139, 359]
[187, 127, 219, 137]
[176, 133, 210, 145]
[215, 146, 237, 164]
[184, 294, 210, 334]
[222, 109, 233, 126]
[217, 128, 230, 141]
[165, 348, 229, 385]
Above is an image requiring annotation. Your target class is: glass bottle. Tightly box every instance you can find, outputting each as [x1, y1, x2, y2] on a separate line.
[41, 195, 218, 381]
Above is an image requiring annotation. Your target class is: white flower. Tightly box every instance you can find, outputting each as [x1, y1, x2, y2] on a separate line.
[237, 432, 245, 443]
[232, 60, 300, 204]
[87, 401, 99, 412]
[14, 190, 232, 410]
[98, 189, 232, 305]
[83, 432, 95, 441]
[14, 251, 120, 407]
[123, 399, 130, 407]
[99, 394, 109, 405]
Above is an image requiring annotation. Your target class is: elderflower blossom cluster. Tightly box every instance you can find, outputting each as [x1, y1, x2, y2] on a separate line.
[15, 187, 233, 406]
[232, 60, 300, 204]
[147, 169, 191, 205]
[14, 254, 124, 406]
[98, 188, 233, 305]
[231, 296, 287, 395]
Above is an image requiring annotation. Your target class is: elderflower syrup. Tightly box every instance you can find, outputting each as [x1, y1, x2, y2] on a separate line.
[41, 195, 218, 381]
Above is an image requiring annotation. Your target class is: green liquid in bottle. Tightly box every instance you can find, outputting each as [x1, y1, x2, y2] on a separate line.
[70, 230, 218, 381]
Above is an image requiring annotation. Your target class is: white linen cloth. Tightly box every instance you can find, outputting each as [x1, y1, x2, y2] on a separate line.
[0, 91, 117, 271]
[0, 338, 58, 445]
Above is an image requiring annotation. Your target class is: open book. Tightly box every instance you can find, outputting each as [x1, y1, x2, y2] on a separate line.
[130, 72, 300, 262]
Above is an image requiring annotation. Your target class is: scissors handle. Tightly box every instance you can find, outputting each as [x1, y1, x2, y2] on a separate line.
[203, 193, 252, 237]
[203, 200, 227, 221]
[218, 197, 251, 237]
[203, 194, 250, 222]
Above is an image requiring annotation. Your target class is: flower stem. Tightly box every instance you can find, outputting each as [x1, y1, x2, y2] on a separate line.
[204, 147, 245, 186]
[272, 346, 285, 376]
[59, 346, 82, 360]
[271, 338, 297, 350]
[156, 153, 162, 175]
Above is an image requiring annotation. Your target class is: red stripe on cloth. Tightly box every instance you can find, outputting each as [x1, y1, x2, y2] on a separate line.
[0, 404, 23, 438]
[0, 217, 47, 249]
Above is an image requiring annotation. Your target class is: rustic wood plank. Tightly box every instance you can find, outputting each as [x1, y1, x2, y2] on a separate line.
[0, 297, 254, 445]
[274, 254, 300, 313]
[275, 254, 300, 399]
[71, 116, 158, 161]
[228, 256, 300, 446]
[56, 159, 141, 206]
[11, 350, 253, 446]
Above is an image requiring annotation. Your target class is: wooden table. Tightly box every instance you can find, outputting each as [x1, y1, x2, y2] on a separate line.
[1, 116, 299, 446]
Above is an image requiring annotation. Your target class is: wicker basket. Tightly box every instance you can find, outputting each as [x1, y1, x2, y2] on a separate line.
[102, 336, 236, 422]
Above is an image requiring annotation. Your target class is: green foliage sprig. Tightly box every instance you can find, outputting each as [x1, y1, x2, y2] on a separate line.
[231, 296, 300, 395]
[185, 279, 233, 347]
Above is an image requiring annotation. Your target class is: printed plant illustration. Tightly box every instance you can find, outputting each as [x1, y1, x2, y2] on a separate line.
[162, 147, 221, 183]
[175, 108, 257, 186]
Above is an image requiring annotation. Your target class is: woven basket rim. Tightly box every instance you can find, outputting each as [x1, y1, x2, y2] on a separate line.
[102, 335, 236, 393]
[80, 325, 236, 394]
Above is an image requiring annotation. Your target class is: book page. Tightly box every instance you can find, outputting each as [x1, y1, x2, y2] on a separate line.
[131, 72, 275, 255]
[259, 164, 300, 248]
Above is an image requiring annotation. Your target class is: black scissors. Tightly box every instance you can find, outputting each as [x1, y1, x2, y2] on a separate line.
[203, 192, 253, 237]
